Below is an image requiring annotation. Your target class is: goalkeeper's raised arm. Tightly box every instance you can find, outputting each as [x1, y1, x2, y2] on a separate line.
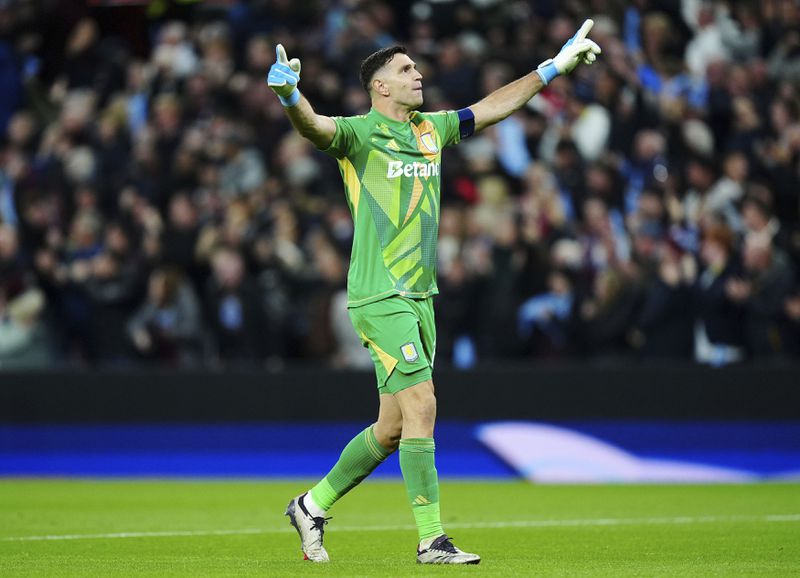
[267, 44, 336, 150]
[470, 19, 601, 132]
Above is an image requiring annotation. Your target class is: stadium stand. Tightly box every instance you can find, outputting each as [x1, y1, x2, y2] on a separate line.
[0, 0, 799, 369]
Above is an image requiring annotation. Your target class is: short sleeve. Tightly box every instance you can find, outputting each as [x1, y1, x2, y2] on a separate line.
[320, 116, 360, 159]
[423, 110, 462, 148]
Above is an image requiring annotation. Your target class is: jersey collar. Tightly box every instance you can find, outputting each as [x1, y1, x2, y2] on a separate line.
[369, 107, 417, 128]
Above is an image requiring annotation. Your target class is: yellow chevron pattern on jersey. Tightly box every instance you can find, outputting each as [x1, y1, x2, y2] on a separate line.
[403, 177, 424, 226]
[323, 108, 462, 307]
[338, 157, 361, 219]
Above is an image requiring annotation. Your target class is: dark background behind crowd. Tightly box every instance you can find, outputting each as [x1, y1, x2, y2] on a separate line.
[0, 0, 799, 370]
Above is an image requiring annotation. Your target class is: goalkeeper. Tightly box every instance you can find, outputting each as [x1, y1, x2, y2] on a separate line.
[270, 20, 600, 565]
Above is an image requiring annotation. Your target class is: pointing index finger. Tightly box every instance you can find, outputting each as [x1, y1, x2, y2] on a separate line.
[276, 44, 288, 64]
[575, 19, 594, 42]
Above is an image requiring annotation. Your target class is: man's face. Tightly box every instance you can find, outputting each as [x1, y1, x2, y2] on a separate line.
[374, 53, 424, 108]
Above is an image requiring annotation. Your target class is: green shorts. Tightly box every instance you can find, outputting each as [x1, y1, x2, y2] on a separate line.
[348, 295, 436, 395]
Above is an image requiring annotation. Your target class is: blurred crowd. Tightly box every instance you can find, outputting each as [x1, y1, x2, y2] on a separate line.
[1, 0, 799, 369]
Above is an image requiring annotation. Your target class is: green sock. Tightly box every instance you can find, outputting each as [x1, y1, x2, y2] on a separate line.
[309, 425, 391, 511]
[399, 438, 444, 542]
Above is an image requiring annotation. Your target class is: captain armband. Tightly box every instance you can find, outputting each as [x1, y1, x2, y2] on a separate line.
[457, 108, 475, 139]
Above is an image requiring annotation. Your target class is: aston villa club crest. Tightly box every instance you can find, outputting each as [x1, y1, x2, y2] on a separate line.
[420, 133, 439, 154]
[401, 342, 419, 362]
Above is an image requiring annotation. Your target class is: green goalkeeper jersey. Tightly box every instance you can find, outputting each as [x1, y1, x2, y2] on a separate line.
[322, 107, 462, 307]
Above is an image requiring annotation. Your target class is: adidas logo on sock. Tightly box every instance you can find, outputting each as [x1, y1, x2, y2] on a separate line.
[413, 495, 431, 505]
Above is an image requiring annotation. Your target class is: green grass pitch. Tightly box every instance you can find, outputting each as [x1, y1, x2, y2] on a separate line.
[1, 480, 799, 576]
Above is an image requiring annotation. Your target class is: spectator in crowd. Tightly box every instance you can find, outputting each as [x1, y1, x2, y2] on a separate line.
[629, 242, 694, 359]
[564, 83, 612, 163]
[518, 269, 576, 357]
[577, 268, 640, 360]
[160, 192, 201, 285]
[205, 247, 263, 365]
[127, 267, 202, 367]
[0, 288, 50, 368]
[727, 233, 795, 357]
[82, 228, 142, 364]
[218, 129, 266, 199]
[694, 222, 746, 366]
[303, 233, 347, 362]
[0, 224, 27, 301]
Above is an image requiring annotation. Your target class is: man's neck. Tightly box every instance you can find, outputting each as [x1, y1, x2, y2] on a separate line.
[372, 99, 413, 123]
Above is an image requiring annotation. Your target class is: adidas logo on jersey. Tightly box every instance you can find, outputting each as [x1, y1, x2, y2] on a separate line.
[387, 160, 440, 179]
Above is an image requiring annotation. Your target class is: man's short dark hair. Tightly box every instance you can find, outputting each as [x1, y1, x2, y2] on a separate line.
[359, 45, 407, 93]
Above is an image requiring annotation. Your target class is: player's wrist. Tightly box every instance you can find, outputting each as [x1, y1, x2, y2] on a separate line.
[278, 88, 301, 107]
[535, 60, 559, 86]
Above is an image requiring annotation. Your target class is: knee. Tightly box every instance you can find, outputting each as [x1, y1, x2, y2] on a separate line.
[404, 389, 437, 425]
[373, 420, 402, 452]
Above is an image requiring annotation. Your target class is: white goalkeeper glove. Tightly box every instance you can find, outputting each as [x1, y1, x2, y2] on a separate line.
[536, 19, 601, 86]
[267, 44, 302, 107]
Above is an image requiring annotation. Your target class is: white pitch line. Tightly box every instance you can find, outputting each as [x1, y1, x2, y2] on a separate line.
[0, 528, 271, 542]
[3, 514, 799, 542]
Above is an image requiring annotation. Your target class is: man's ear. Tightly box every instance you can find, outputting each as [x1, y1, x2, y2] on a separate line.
[372, 77, 389, 97]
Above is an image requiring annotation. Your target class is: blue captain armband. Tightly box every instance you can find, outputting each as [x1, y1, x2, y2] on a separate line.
[457, 108, 475, 139]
